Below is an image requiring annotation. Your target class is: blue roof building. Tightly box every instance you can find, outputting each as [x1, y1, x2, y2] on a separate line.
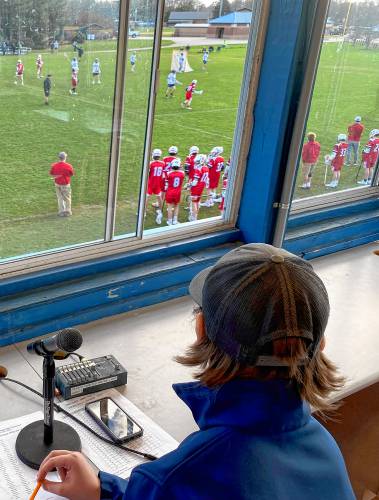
[207, 9, 252, 40]
[209, 10, 252, 25]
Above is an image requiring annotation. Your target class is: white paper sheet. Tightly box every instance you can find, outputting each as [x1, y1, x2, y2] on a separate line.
[0, 412, 67, 500]
[0, 388, 179, 499]
[58, 388, 179, 478]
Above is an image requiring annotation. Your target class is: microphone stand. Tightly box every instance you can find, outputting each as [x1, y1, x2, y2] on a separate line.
[43, 354, 55, 445]
[16, 354, 81, 469]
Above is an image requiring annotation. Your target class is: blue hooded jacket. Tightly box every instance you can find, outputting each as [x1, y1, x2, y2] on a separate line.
[99, 379, 355, 499]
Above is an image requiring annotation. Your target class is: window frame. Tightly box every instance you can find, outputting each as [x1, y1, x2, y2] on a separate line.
[272, 0, 379, 246]
[0, 0, 269, 279]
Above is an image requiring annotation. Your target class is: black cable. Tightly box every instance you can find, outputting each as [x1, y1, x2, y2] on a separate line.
[0, 377, 157, 461]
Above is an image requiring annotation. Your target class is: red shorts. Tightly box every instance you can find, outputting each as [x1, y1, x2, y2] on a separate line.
[147, 181, 161, 196]
[331, 162, 343, 172]
[185, 92, 192, 101]
[219, 197, 225, 211]
[166, 190, 181, 205]
[209, 173, 221, 190]
[190, 187, 204, 203]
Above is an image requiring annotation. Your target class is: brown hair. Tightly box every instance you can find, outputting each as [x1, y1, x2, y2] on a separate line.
[176, 322, 344, 414]
[307, 132, 316, 141]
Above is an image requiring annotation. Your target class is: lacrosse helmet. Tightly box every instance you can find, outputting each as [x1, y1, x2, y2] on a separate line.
[189, 146, 199, 155]
[192, 79, 197, 84]
[354, 116, 361, 122]
[171, 158, 181, 170]
[194, 154, 207, 166]
[337, 133, 347, 142]
[168, 145, 178, 155]
[370, 129, 379, 137]
[152, 148, 162, 157]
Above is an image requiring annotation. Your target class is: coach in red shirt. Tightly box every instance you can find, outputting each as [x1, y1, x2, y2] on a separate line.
[50, 152, 75, 216]
[301, 132, 320, 189]
[346, 116, 364, 165]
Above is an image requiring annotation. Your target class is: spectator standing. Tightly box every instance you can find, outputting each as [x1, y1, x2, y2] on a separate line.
[301, 132, 321, 188]
[53, 40, 59, 52]
[49, 152, 75, 217]
[346, 116, 364, 165]
[43, 74, 52, 105]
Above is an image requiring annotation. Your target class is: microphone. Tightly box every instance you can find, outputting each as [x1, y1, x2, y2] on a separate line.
[16, 329, 83, 469]
[27, 328, 83, 356]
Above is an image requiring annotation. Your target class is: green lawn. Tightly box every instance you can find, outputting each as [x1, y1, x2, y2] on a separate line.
[0, 41, 247, 259]
[294, 42, 379, 199]
[0, 40, 378, 260]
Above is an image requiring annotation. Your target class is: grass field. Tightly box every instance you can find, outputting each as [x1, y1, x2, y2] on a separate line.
[294, 42, 379, 199]
[0, 39, 378, 260]
[0, 39, 248, 259]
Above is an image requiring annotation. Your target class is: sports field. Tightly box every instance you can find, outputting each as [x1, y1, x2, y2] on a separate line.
[0, 39, 248, 259]
[0, 39, 378, 260]
[294, 41, 379, 199]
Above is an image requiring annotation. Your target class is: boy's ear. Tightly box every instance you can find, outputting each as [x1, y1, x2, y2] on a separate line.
[320, 336, 326, 351]
[195, 312, 206, 342]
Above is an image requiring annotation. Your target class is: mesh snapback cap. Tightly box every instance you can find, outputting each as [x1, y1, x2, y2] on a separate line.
[189, 243, 330, 366]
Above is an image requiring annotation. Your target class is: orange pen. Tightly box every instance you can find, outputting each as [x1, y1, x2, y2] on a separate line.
[29, 480, 43, 500]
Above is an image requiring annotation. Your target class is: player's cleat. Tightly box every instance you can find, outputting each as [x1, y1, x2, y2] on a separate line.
[186, 107, 192, 110]
[301, 183, 310, 189]
[172, 218, 178, 225]
[167, 219, 172, 225]
[325, 181, 338, 188]
[213, 197, 222, 203]
[156, 211, 163, 224]
[357, 180, 368, 185]
[200, 200, 213, 207]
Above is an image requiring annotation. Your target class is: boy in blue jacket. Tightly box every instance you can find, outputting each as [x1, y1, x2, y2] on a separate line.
[38, 243, 355, 500]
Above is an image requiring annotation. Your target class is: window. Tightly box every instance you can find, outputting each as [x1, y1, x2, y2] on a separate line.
[0, 0, 267, 271]
[291, 0, 379, 209]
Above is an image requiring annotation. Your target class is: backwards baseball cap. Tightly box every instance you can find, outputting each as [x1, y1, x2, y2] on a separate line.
[354, 116, 361, 122]
[189, 243, 330, 366]
[58, 152, 67, 159]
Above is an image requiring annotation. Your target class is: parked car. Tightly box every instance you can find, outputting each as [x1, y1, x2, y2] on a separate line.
[128, 30, 140, 38]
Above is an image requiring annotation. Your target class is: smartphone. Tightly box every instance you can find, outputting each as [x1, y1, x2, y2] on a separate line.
[85, 397, 143, 444]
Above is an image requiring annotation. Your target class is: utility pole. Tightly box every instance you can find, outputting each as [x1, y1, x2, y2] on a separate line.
[219, 0, 224, 18]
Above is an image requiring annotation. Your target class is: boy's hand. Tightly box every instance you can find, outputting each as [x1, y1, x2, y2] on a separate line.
[37, 450, 100, 500]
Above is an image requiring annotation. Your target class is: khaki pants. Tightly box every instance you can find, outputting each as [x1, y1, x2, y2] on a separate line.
[55, 184, 72, 215]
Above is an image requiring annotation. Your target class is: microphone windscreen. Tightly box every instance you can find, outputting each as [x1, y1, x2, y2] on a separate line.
[0, 366, 8, 378]
[56, 328, 83, 353]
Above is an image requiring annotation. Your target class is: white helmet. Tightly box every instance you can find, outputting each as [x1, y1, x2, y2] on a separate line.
[171, 158, 181, 169]
[215, 146, 224, 155]
[189, 145, 199, 155]
[168, 145, 178, 155]
[354, 116, 361, 122]
[337, 133, 347, 142]
[370, 129, 379, 137]
[152, 148, 162, 157]
[192, 79, 197, 84]
[194, 154, 207, 166]
[17, 59, 21, 63]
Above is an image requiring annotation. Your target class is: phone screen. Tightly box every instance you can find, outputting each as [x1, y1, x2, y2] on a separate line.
[86, 398, 143, 441]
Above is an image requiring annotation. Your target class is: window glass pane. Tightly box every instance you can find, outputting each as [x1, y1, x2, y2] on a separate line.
[293, 0, 379, 201]
[0, 0, 120, 261]
[114, 0, 158, 237]
[142, 1, 253, 232]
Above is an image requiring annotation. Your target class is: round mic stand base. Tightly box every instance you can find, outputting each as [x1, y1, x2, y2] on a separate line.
[16, 420, 81, 470]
